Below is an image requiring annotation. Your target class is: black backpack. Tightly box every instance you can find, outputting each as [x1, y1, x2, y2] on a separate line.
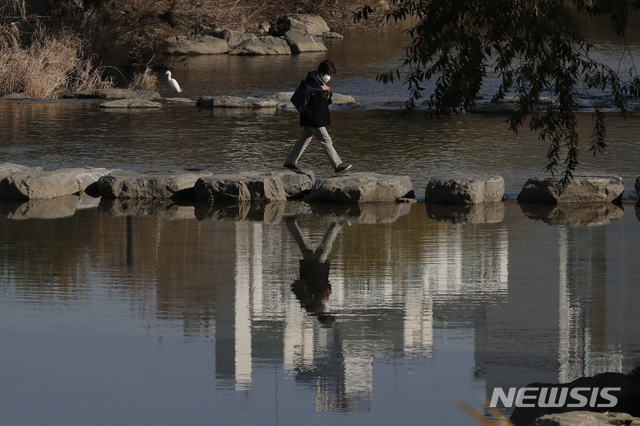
[290, 80, 315, 113]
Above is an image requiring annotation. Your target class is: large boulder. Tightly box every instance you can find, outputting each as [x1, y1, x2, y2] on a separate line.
[228, 36, 292, 55]
[196, 96, 277, 108]
[426, 202, 505, 224]
[0, 168, 110, 199]
[0, 163, 43, 180]
[194, 174, 287, 203]
[71, 89, 161, 100]
[517, 175, 624, 203]
[519, 202, 624, 227]
[239, 170, 314, 198]
[211, 30, 256, 49]
[98, 170, 212, 200]
[306, 172, 414, 203]
[425, 174, 505, 205]
[165, 35, 229, 55]
[273, 15, 331, 36]
[284, 30, 327, 53]
[98, 99, 162, 108]
[56, 167, 113, 195]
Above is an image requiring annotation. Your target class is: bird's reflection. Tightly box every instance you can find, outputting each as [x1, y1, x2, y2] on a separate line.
[286, 218, 344, 327]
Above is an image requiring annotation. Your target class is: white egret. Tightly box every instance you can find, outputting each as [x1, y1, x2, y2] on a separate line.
[165, 70, 182, 95]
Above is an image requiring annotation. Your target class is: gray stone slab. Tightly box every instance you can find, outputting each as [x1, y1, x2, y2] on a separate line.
[211, 30, 256, 49]
[98, 99, 162, 108]
[517, 175, 624, 203]
[196, 96, 277, 108]
[306, 172, 414, 204]
[165, 35, 229, 55]
[228, 36, 292, 55]
[0, 167, 114, 199]
[273, 15, 331, 36]
[268, 92, 355, 108]
[195, 174, 287, 203]
[425, 173, 505, 205]
[284, 30, 327, 53]
[239, 170, 314, 198]
[0, 163, 44, 181]
[98, 170, 212, 200]
[0, 170, 81, 199]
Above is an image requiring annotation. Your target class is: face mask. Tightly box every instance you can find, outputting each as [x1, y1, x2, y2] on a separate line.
[321, 75, 331, 83]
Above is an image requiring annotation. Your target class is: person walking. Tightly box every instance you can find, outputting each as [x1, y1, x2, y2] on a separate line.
[284, 60, 352, 173]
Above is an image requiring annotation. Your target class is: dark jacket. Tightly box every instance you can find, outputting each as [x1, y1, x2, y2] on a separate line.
[300, 71, 332, 128]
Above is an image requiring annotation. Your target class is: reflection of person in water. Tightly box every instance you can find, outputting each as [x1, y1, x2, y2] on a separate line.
[286, 218, 344, 327]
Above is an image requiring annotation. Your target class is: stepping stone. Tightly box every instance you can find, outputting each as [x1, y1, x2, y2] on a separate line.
[98, 170, 212, 200]
[0, 168, 111, 199]
[195, 173, 287, 203]
[196, 96, 277, 108]
[98, 99, 162, 108]
[305, 172, 414, 204]
[517, 175, 623, 203]
[425, 174, 504, 205]
[0, 163, 43, 181]
[239, 170, 314, 199]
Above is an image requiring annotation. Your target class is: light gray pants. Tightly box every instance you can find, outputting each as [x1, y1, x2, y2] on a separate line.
[286, 127, 342, 169]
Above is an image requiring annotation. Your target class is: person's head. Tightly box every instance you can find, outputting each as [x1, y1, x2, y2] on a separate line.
[317, 60, 337, 77]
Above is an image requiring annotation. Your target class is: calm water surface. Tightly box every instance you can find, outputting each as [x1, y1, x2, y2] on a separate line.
[1, 22, 640, 426]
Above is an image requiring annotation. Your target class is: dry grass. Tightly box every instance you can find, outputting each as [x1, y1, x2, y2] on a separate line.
[0, 35, 112, 98]
[128, 66, 159, 91]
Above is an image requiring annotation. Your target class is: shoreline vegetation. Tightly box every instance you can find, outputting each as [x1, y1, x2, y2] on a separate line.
[0, 0, 380, 99]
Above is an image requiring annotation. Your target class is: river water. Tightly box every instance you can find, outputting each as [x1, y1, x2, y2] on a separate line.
[1, 19, 640, 426]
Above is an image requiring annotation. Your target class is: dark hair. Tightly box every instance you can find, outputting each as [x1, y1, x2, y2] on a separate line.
[318, 60, 337, 76]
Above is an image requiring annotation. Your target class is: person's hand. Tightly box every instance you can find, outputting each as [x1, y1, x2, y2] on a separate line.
[322, 84, 331, 97]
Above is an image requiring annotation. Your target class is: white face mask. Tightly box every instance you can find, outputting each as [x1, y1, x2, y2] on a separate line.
[321, 75, 331, 83]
